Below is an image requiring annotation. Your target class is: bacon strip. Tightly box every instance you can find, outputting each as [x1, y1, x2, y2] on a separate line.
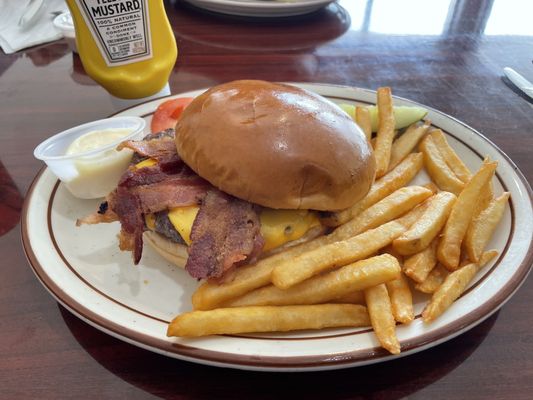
[113, 186, 145, 263]
[131, 177, 208, 214]
[76, 193, 119, 226]
[118, 129, 177, 162]
[186, 190, 264, 279]
[119, 162, 195, 188]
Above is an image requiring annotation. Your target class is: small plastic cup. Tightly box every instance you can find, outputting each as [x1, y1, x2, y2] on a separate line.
[34, 116, 146, 199]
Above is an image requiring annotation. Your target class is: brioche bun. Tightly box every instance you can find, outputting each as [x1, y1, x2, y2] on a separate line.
[143, 231, 188, 268]
[175, 80, 375, 211]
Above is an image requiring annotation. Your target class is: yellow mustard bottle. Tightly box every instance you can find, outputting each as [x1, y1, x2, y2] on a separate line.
[65, 0, 177, 100]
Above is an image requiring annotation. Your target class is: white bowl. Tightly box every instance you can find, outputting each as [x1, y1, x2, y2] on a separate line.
[34, 117, 146, 199]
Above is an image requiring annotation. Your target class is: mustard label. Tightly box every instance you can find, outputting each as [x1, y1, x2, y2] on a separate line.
[74, 0, 153, 66]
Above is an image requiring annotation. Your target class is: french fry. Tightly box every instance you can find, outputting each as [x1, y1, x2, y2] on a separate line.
[388, 120, 431, 171]
[465, 192, 510, 262]
[355, 106, 372, 141]
[374, 87, 396, 177]
[226, 254, 400, 307]
[364, 284, 400, 354]
[429, 129, 472, 183]
[392, 191, 457, 255]
[382, 244, 403, 263]
[403, 238, 439, 283]
[192, 235, 334, 310]
[273, 219, 408, 289]
[419, 135, 465, 195]
[471, 178, 494, 220]
[422, 250, 498, 322]
[330, 186, 433, 241]
[414, 263, 449, 294]
[437, 160, 498, 270]
[167, 304, 371, 337]
[421, 182, 439, 193]
[322, 153, 423, 227]
[335, 291, 365, 305]
[272, 203, 430, 290]
[386, 273, 414, 324]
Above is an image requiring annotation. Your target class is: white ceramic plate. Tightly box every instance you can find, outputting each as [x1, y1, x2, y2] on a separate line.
[181, 0, 336, 17]
[22, 83, 533, 371]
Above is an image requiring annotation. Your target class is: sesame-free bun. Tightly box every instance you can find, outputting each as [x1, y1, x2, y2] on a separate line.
[175, 80, 375, 211]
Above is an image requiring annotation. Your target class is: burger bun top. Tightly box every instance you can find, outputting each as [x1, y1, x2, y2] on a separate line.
[175, 80, 375, 211]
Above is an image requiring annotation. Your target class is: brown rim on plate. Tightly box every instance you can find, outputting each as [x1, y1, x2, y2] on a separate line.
[21, 86, 533, 369]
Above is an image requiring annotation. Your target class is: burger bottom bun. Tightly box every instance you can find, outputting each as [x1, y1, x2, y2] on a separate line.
[143, 231, 188, 269]
[143, 226, 326, 271]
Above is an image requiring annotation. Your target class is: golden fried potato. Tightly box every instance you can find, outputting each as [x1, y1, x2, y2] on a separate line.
[192, 234, 332, 310]
[272, 219, 407, 289]
[388, 120, 431, 171]
[403, 238, 439, 283]
[355, 106, 372, 141]
[330, 186, 432, 241]
[414, 263, 449, 294]
[429, 129, 472, 183]
[422, 250, 498, 322]
[374, 87, 396, 177]
[465, 192, 510, 262]
[393, 191, 456, 255]
[226, 254, 400, 307]
[386, 272, 414, 324]
[365, 284, 400, 354]
[271, 203, 430, 290]
[437, 159, 498, 270]
[420, 134, 465, 195]
[168, 304, 370, 337]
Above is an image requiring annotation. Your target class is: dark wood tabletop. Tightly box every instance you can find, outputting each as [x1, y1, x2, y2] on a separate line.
[1, 0, 532, 398]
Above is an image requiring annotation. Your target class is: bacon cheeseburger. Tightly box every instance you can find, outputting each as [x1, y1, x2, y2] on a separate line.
[79, 80, 375, 281]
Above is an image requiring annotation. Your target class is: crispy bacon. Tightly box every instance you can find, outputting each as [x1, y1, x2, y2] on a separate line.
[130, 177, 208, 214]
[76, 193, 119, 226]
[113, 186, 145, 263]
[119, 162, 194, 188]
[186, 190, 264, 279]
[118, 129, 177, 162]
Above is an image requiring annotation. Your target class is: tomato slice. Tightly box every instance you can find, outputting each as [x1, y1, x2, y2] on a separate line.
[150, 97, 194, 133]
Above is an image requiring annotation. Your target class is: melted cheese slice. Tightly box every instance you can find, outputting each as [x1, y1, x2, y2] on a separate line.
[259, 209, 320, 251]
[167, 206, 200, 245]
[147, 206, 320, 250]
[134, 158, 158, 169]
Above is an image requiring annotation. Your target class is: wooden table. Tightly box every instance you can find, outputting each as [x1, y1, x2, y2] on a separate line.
[1, 0, 532, 398]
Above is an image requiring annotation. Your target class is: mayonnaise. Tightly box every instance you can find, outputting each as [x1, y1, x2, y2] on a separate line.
[66, 128, 132, 155]
[65, 128, 134, 198]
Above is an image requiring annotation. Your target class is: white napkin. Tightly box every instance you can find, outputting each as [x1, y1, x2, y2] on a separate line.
[0, 0, 69, 54]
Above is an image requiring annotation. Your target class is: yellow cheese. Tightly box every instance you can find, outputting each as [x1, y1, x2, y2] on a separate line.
[167, 206, 200, 245]
[259, 209, 320, 251]
[162, 205, 320, 251]
[134, 158, 158, 169]
[145, 213, 156, 230]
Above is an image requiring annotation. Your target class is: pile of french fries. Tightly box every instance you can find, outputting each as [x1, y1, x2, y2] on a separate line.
[167, 87, 510, 355]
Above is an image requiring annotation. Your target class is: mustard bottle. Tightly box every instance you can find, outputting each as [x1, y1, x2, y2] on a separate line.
[65, 0, 177, 100]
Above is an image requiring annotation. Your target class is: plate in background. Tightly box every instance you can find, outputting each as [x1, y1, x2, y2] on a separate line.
[181, 0, 336, 17]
